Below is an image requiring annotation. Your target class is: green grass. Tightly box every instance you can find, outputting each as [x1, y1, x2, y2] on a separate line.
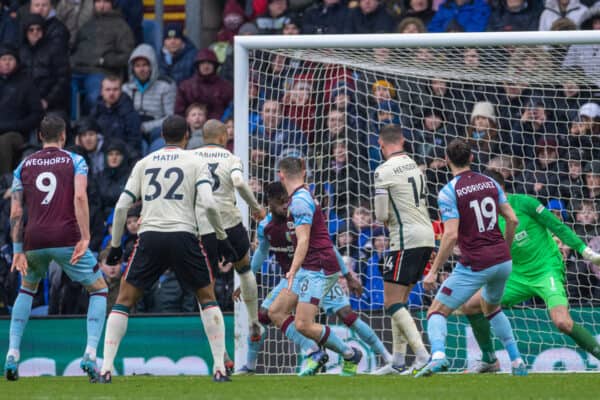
[1, 374, 598, 400]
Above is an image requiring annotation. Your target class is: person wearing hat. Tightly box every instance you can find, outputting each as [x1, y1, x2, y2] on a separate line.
[70, 0, 134, 116]
[97, 139, 130, 220]
[255, 0, 291, 35]
[175, 48, 233, 120]
[583, 160, 600, 202]
[158, 23, 197, 85]
[562, 101, 600, 162]
[0, 44, 43, 174]
[1, 0, 18, 44]
[467, 101, 506, 171]
[74, 116, 105, 175]
[19, 13, 70, 115]
[27, 0, 70, 50]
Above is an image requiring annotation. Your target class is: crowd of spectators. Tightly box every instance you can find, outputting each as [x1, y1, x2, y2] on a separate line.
[1, 0, 600, 316]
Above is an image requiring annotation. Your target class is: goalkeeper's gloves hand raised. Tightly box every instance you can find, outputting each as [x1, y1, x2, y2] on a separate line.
[106, 246, 123, 266]
[582, 247, 600, 265]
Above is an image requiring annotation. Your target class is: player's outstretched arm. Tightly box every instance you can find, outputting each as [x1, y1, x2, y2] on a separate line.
[250, 222, 270, 274]
[498, 203, 519, 248]
[424, 218, 459, 291]
[231, 169, 264, 221]
[71, 174, 91, 264]
[9, 190, 28, 276]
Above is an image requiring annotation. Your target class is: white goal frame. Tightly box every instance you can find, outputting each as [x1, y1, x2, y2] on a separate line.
[232, 30, 600, 369]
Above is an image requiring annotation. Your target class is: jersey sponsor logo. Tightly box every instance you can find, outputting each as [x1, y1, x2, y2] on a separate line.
[515, 231, 528, 242]
[455, 181, 495, 197]
[441, 286, 453, 296]
[23, 156, 70, 167]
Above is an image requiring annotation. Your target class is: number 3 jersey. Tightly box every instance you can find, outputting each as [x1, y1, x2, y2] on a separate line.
[374, 153, 434, 251]
[124, 146, 212, 235]
[12, 147, 88, 251]
[438, 171, 511, 271]
[192, 145, 244, 235]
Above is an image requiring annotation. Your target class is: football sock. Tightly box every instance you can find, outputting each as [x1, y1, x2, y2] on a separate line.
[349, 316, 392, 363]
[7, 287, 36, 362]
[319, 325, 353, 358]
[238, 268, 259, 326]
[101, 304, 129, 374]
[281, 316, 319, 355]
[487, 310, 521, 362]
[86, 288, 108, 360]
[467, 313, 496, 363]
[568, 323, 600, 359]
[391, 318, 407, 366]
[391, 305, 429, 362]
[427, 313, 447, 359]
[200, 302, 226, 374]
[246, 330, 265, 370]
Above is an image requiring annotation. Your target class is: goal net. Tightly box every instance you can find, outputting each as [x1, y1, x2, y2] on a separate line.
[234, 32, 600, 374]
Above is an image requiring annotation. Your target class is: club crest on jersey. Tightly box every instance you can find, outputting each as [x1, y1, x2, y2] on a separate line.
[287, 221, 295, 230]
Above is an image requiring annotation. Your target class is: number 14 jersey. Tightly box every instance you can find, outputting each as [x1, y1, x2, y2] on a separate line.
[374, 153, 434, 251]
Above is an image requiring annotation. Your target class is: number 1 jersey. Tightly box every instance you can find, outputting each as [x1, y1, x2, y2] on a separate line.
[374, 153, 434, 251]
[124, 146, 212, 235]
[12, 147, 87, 251]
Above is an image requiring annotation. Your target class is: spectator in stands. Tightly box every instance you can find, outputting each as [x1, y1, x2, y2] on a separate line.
[357, 227, 386, 310]
[521, 137, 565, 199]
[539, 0, 589, 31]
[467, 101, 507, 171]
[282, 75, 316, 138]
[344, 0, 395, 33]
[368, 100, 402, 169]
[255, 0, 290, 34]
[70, 0, 134, 115]
[91, 76, 142, 159]
[122, 203, 140, 261]
[158, 23, 197, 85]
[351, 205, 374, 248]
[397, 16, 427, 32]
[428, 0, 490, 32]
[562, 102, 600, 162]
[28, 0, 70, 49]
[548, 18, 578, 65]
[224, 116, 234, 152]
[1, 0, 18, 44]
[559, 148, 585, 202]
[487, 0, 541, 31]
[122, 44, 176, 154]
[219, 22, 257, 84]
[19, 14, 70, 116]
[574, 199, 600, 239]
[398, 0, 435, 27]
[497, 80, 531, 132]
[175, 48, 233, 120]
[185, 103, 208, 149]
[554, 66, 591, 127]
[487, 154, 524, 193]
[114, 0, 143, 45]
[0, 44, 43, 174]
[97, 139, 130, 220]
[511, 96, 556, 158]
[149, 269, 198, 312]
[74, 117, 104, 175]
[414, 107, 449, 166]
[562, 4, 600, 87]
[56, 0, 93, 48]
[421, 77, 467, 130]
[302, 0, 349, 34]
[98, 247, 121, 311]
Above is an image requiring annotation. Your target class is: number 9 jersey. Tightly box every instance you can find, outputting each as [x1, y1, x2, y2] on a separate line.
[12, 147, 88, 251]
[374, 153, 434, 251]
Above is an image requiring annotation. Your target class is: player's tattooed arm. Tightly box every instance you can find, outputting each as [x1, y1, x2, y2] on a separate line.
[10, 191, 24, 244]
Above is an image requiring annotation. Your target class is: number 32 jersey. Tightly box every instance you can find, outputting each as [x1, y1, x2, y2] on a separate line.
[192, 145, 244, 235]
[12, 147, 88, 251]
[438, 171, 511, 271]
[374, 153, 434, 251]
[124, 146, 212, 235]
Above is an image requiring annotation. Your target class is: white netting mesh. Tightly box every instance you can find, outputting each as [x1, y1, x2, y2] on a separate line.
[244, 40, 600, 373]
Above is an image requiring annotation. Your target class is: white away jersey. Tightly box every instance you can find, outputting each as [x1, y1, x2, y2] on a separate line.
[123, 146, 212, 235]
[192, 145, 243, 234]
[374, 153, 434, 250]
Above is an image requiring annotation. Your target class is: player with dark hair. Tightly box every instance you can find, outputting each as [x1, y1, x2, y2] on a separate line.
[462, 169, 600, 372]
[99, 115, 238, 383]
[235, 182, 391, 374]
[416, 138, 527, 377]
[5, 116, 108, 382]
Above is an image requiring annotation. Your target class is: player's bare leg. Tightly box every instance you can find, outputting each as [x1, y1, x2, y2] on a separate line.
[5, 280, 39, 381]
[461, 291, 500, 372]
[99, 279, 143, 383]
[234, 254, 261, 340]
[80, 277, 109, 382]
[376, 283, 428, 374]
[196, 283, 230, 382]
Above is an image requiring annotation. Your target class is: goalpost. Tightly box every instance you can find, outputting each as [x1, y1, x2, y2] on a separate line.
[234, 31, 600, 374]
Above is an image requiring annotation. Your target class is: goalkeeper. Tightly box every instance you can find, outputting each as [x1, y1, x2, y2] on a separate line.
[462, 169, 600, 372]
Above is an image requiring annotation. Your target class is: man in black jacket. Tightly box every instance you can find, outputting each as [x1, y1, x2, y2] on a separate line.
[344, 0, 395, 33]
[0, 44, 43, 174]
[302, 0, 350, 34]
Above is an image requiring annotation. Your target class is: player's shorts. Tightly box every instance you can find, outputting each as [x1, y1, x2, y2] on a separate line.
[125, 231, 212, 291]
[262, 277, 349, 314]
[291, 268, 338, 305]
[24, 247, 102, 286]
[200, 223, 251, 274]
[435, 260, 512, 310]
[501, 268, 568, 310]
[383, 247, 433, 285]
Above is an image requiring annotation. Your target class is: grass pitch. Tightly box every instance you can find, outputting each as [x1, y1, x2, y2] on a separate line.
[1, 374, 597, 400]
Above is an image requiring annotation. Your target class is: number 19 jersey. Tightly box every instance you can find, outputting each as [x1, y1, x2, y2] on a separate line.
[123, 146, 212, 235]
[374, 153, 434, 251]
[192, 145, 243, 235]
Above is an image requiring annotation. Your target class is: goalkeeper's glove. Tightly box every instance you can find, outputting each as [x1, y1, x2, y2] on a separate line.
[218, 238, 239, 265]
[582, 247, 600, 265]
[106, 246, 123, 266]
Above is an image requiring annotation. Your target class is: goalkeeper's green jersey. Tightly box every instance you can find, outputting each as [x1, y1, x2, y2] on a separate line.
[498, 194, 587, 282]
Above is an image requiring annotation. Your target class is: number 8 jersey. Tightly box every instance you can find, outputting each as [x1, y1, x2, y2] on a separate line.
[374, 153, 434, 251]
[12, 147, 88, 251]
[437, 171, 511, 271]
